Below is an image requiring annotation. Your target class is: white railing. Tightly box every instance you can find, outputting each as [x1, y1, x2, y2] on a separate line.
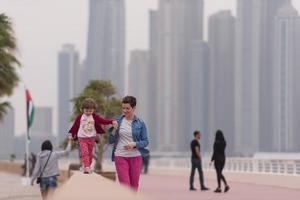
[149, 157, 300, 176]
[6, 157, 299, 175]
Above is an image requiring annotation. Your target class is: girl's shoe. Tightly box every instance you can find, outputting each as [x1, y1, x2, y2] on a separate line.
[79, 166, 83, 172]
[224, 185, 230, 193]
[83, 167, 90, 174]
[214, 188, 222, 193]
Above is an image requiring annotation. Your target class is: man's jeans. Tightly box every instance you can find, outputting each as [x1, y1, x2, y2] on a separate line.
[189, 158, 205, 188]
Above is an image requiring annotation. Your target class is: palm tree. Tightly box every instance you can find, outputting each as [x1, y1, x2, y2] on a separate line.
[0, 13, 20, 120]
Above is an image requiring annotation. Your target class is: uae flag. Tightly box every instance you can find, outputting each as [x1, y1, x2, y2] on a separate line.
[25, 88, 35, 139]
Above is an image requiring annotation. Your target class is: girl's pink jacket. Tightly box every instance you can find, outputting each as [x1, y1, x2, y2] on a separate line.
[68, 113, 113, 139]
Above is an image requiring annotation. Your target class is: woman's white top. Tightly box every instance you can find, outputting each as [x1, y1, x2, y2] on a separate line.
[115, 118, 141, 157]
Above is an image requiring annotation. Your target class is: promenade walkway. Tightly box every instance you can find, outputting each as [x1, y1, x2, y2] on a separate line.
[52, 171, 147, 200]
[139, 169, 300, 200]
[0, 172, 40, 200]
[1, 165, 300, 199]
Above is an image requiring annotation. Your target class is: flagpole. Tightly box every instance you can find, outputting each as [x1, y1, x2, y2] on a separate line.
[25, 86, 29, 178]
[22, 86, 34, 185]
[22, 101, 31, 185]
[25, 129, 30, 178]
[22, 130, 31, 186]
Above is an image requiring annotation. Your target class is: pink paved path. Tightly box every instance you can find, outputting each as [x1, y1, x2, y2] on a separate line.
[139, 172, 300, 200]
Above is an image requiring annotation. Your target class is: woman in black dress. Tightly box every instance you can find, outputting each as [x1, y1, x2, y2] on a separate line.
[210, 130, 230, 193]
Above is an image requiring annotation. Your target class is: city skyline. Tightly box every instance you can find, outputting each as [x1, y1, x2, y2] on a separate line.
[127, 0, 300, 154]
[1, 0, 300, 141]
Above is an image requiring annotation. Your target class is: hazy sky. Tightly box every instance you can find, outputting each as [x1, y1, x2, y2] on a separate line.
[0, 0, 299, 136]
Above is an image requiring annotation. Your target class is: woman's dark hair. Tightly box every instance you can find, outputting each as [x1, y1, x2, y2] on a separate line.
[215, 130, 226, 143]
[41, 140, 53, 151]
[122, 96, 137, 108]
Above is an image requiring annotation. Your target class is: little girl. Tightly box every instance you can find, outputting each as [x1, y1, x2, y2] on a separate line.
[31, 137, 72, 199]
[68, 98, 117, 173]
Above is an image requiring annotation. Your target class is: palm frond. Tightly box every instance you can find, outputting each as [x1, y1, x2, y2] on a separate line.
[0, 101, 11, 121]
[0, 13, 20, 97]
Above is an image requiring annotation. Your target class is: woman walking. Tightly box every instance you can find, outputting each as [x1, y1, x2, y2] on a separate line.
[109, 95, 149, 191]
[31, 136, 72, 199]
[210, 130, 230, 193]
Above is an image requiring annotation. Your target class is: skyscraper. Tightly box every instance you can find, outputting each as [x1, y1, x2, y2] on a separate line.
[148, 10, 159, 151]
[30, 107, 55, 153]
[153, 0, 204, 151]
[256, 0, 291, 152]
[57, 44, 79, 144]
[85, 0, 125, 96]
[128, 50, 149, 119]
[187, 41, 210, 151]
[235, 0, 290, 155]
[208, 10, 235, 155]
[32, 107, 53, 136]
[273, 3, 300, 152]
[235, 0, 259, 156]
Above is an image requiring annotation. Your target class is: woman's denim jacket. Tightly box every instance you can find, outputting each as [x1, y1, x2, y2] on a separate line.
[108, 115, 149, 161]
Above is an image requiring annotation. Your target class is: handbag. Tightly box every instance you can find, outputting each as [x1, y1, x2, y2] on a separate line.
[36, 151, 52, 184]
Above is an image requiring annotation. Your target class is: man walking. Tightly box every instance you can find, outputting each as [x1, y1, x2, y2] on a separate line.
[189, 130, 209, 191]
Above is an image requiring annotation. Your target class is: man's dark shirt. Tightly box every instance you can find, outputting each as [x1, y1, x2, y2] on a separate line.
[191, 139, 200, 159]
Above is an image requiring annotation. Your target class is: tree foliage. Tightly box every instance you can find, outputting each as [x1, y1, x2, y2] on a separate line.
[70, 80, 120, 120]
[0, 14, 20, 120]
